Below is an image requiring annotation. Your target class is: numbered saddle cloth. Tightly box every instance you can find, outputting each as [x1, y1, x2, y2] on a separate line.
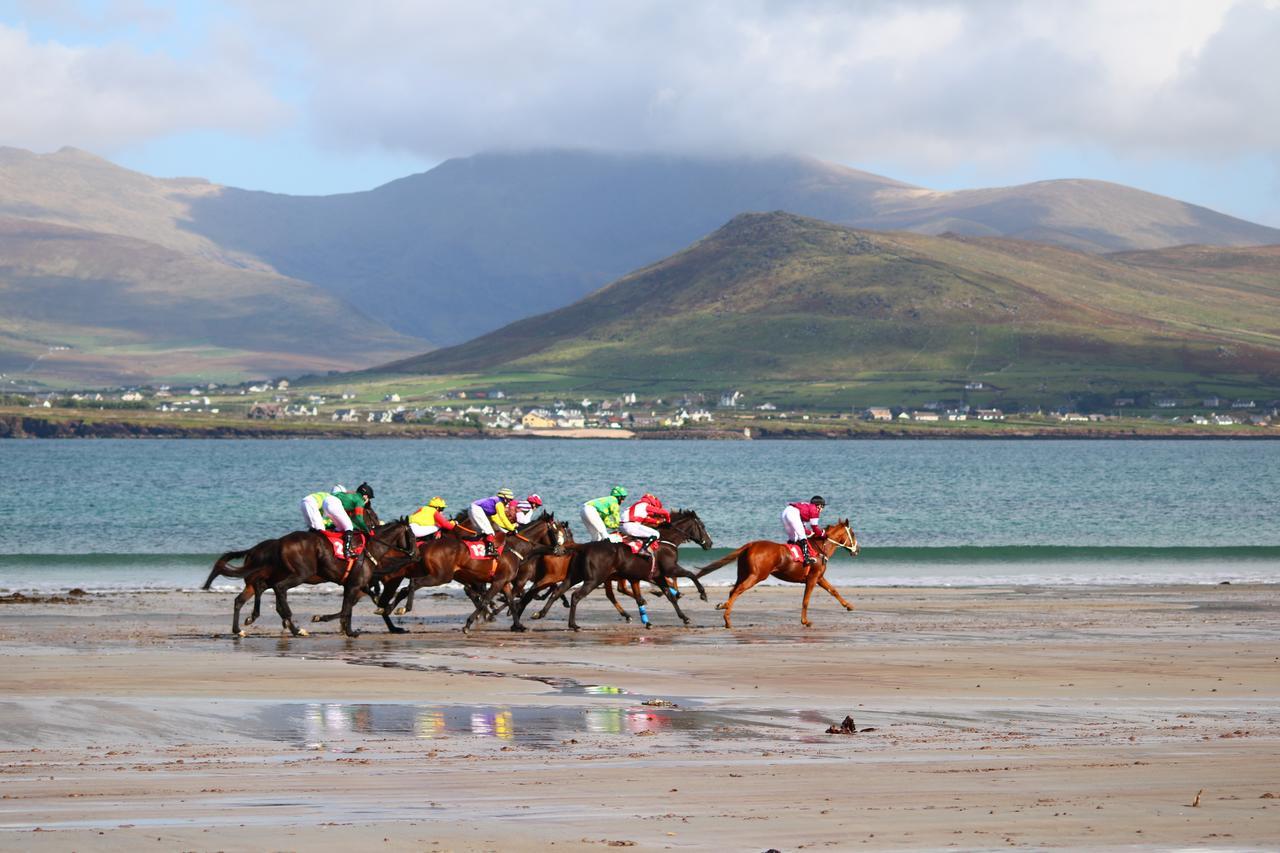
[784, 542, 806, 562]
[465, 540, 504, 559]
[320, 530, 365, 559]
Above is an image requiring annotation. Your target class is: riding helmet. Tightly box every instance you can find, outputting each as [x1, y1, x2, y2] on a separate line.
[428, 496, 447, 509]
[497, 487, 515, 500]
[811, 495, 826, 506]
[357, 482, 375, 499]
[528, 494, 543, 506]
[611, 485, 628, 499]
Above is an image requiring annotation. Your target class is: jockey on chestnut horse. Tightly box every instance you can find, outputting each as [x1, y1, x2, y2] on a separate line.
[696, 515, 860, 629]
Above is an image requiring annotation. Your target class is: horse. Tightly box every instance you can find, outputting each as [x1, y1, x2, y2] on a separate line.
[510, 509, 713, 632]
[360, 511, 568, 633]
[202, 518, 418, 638]
[695, 519, 859, 629]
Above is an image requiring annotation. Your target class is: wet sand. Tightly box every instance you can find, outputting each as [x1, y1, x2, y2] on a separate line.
[1, 584, 1278, 850]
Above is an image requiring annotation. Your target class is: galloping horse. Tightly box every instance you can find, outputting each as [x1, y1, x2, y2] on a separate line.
[369, 511, 567, 633]
[202, 518, 418, 638]
[696, 519, 859, 628]
[511, 509, 713, 632]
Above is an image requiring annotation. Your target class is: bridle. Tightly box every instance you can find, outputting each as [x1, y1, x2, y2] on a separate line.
[825, 524, 859, 557]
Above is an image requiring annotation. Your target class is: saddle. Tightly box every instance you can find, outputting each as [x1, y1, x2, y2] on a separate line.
[784, 542, 807, 563]
[620, 537, 660, 581]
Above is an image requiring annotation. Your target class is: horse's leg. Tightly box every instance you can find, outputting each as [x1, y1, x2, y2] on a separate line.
[390, 580, 419, 616]
[375, 576, 403, 615]
[242, 583, 264, 626]
[658, 576, 693, 627]
[567, 577, 602, 633]
[817, 574, 856, 611]
[663, 563, 708, 602]
[533, 577, 573, 621]
[720, 557, 768, 630]
[511, 578, 560, 632]
[231, 580, 255, 637]
[339, 580, 362, 638]
[273, 581, 309, 637]
[800, 565, 822, 628]
[603, 579, 633, 623]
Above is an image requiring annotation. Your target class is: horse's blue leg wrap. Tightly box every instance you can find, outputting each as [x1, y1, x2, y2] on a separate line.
[638, 604, 650, 626]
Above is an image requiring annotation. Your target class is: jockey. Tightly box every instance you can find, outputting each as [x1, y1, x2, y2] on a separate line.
[512, 493, 544, 526]
[782, 495, 826, 566]
[408, 496, 456, 540]
[581, 486, 627, 541]
[470, 488, 518, 556]
[323, 483, 374, 557]
[620, 492, 671, 550]
[300, 489, 333, 532]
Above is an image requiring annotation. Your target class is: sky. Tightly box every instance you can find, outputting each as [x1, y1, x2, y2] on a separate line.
[1, 0, 1277, 225]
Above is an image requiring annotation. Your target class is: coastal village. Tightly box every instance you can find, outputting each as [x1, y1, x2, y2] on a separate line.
[5, 376, 1278, 435]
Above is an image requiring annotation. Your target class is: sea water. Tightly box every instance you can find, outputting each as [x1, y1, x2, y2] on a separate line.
[2, 438, 1277, 592]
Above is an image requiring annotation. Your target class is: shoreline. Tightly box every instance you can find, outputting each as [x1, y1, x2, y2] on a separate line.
[4, 411, 1279, 439]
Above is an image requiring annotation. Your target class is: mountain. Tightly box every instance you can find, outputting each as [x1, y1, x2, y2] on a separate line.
[2, 146, 1278, 386]
[0, 217, 423, 386]
[180, 150, 1280, 346]
[380, 212, 1280, 404]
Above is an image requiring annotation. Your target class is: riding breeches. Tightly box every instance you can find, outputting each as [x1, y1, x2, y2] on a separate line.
[620, 521, 659, 540]
[580, 504, 611, 541]
[409, 523, 439, 538]
[301, 497, 327, 531]
[781, 505, 807, 541]
[322, 495, 354, 532]
[468, 504, 495, 536]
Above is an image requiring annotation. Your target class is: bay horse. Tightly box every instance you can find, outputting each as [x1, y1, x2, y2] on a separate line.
[695, 519, 858, 628]
[360, 511, 567, 633]
[510, 509, 713, 632]
[202, 518, 418, 638]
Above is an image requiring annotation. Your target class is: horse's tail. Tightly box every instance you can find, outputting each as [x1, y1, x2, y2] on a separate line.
[695, 545, 748, 578]
[201, 549, 252, 590]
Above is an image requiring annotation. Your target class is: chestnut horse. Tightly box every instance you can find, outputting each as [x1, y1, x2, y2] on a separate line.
[695, 519, 859, 628]
[362, 511, 568, 633]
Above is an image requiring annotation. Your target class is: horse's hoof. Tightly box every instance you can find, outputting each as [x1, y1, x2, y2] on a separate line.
[621, 615, 632, 623]
[310, 615, 322, 623]
[235, 630, 246, 638]
[715, 603, 726, 610]
[373, 608, 385, 615]
[511, 624, 527, 633]
[645, 623, 653, 630]
[699, 594, 708, 602]
[530, 613, 544, 621]
[845, 606, 855, 612]
[297, 629, 310, 637]
[394, 608, 407, 616]
[390, 627, 407, 634]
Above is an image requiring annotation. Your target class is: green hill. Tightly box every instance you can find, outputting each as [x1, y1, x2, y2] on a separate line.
[379, 212, 1280, 407]
[0, 218, 424, 386]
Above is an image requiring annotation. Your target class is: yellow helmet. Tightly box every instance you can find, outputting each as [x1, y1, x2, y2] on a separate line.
[496, 487, 515, 500]
[428, 496, 447, 510]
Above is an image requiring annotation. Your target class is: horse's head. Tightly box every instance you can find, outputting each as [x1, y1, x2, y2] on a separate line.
[824, 519, 859, 557]
[667, 509, 713, 550]
[557, 520, 576, 546]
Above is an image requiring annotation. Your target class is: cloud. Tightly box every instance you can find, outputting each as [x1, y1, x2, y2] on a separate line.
[0, 21, 283, 152]
[235, 0, 1278, 169]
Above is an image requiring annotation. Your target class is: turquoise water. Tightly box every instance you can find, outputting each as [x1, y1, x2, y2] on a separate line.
[2, 438, 1278, 591]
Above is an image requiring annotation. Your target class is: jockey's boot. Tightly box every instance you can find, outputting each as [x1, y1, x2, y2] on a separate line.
[484, 536, 497, 558]
[342, 530, 355, 559]
[643, 536, 658, 552]
[799, 539, 816, 566]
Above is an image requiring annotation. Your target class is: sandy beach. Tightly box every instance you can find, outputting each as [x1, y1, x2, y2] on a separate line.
[1, 583, 1277, 851]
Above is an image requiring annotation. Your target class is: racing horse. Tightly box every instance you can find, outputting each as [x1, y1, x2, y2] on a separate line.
[695, 519, 859, 628]
[350, 511, 568, 633]
[510, 509, 713, 632]
[202, 517, 417, 638]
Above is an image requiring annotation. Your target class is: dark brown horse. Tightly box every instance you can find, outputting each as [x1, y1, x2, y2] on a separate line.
[203, 519, 417, 638]
[695, 519, 859, 628]
[363, 511, 567, 633]
[510, 509, 713, 632]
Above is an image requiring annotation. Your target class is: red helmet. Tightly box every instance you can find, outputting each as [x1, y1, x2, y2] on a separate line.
[528, 494, 543, 507]
[642, 492, 662, 507]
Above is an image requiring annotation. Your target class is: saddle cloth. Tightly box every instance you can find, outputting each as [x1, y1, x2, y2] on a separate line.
[321, 530, 365, 559]
[785, 543, 806, 562]
[465, 540, 504, 559]
[622, 538, 655, 555]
